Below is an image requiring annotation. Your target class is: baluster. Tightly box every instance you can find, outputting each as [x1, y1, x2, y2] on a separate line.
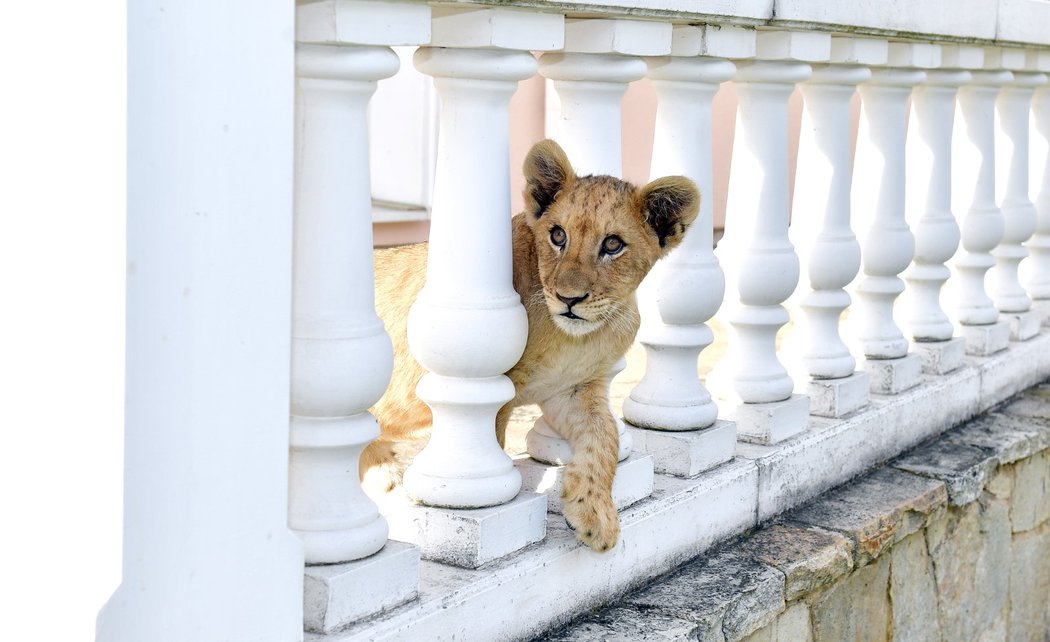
[949, 49, 1013, 355]
[624, 25, 753, 477]
[992, 47, 1047, 340]
[389, 8, 560, 568]
[1030, 58, 1050, 325]
[518, 18, 668, 513]
[289, 2, 431, 630]
[902, 45, 971, 375]
[787, 37, 881, 417]
[714, 31, 827, 444]
[849, 43, 928, 394]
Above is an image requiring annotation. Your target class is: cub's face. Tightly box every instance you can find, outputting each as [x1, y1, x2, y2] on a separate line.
[522, 140, 701, 337]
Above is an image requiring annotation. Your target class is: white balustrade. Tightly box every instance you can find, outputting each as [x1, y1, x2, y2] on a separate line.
[992, 50, 1047, 339]
[951, 52, 1013, 354]
[622, 25, 751, 476]
[787, 37, 881, 416]
[849, 44, 927, 394]
[902, 45, 971, 374]
[1031, 70, 1050, 322]
[715, 31, 823, 443]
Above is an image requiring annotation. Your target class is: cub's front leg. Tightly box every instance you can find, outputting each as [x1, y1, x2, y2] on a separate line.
[541, 380, 620, 552]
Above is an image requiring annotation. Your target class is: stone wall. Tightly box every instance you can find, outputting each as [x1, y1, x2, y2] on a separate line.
[543, 384, 1050, 642]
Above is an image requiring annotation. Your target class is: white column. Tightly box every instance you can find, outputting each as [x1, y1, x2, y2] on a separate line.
[622, 25, 753, 478]
[98, 0, 303, 638]
[788, 37, 883, 416]
[849, 44, 926, 394]
[716, 31, 825, 444]
[902, 46, 971, 375]
[992, 49, 1047, 339]
[950, 50, 1013, 355]
[1031, 68, 1050, 323]
[528, 18, 668, 467]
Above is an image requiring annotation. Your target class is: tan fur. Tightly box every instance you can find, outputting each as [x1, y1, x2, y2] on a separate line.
[366, 140, 700, 551]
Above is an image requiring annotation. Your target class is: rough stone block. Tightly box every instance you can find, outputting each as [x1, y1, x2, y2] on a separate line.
[961, 321, 1011, 356]
[792, 467, 947, 567]
[627, 420, 736, 478]
[627, 548, 786, 642]
[911, 337, 966, 375]
[806, 372, 869, 418]
[1002, 382, 1050, 422]
[1032, 299, 1050, 326]
[516, 452, 654, 515]
[1010, 449, 1050, 532]
[746, 523, 854, 601]
[894, 437, 999, 506]
[925, 496, 1011, 642]
[1002, 310, 1042, 341]
[808, 555, 891, 642]
[943, 412, 1050, 466]
[888, 532, 941, 642]
[862, 353, 922, 395]
[721, 395, 810, 446]
[303, 541, 420, 633]
[1008, 522, 1050, 641]
[385, 492, 547, 568]
[541, 605, 703, 642]
[742, 603, 813, 642]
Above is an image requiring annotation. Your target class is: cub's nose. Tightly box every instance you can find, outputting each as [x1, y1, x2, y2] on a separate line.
[556, 292, 589, 308]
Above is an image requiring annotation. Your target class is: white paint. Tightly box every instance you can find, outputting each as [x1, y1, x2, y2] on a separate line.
[564, 17, 672, 56]
[722, 394, 812, 444]
[1029, 84, 1050, 301]
[289, 44, 398, 566]
[669, 24, 756, 59]
[790, 63, 867, 379]
[1002, 309, 1043, 340]
[961, 320, 1012, 355]
[755, 30, 831, 62]
[807, 372, 871, 418]
[626, 56, 733, 432]
[404, 47, 535, 508]
[992, 72, 1047, 312]
[716, 59, 809, 404]
[951, 70, 1012, 326]
[97, 0, 303, 638]
[912, 336, 967, 375]
[626, 420, 738, 477]
[296, 0, 431, 46]
[430, 7, 564, 51]
[861, 352, 922, 395]
[851, 67, 923, 359]
[903, 69, 969, 342]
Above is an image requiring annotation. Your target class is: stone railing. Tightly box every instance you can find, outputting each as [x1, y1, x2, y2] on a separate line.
[104, 1, 1050, 641]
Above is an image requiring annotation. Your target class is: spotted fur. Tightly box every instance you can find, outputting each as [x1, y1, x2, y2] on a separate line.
[365, 139, 700, 552]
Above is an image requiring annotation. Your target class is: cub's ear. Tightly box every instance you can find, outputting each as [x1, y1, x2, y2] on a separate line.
[523, 139, 576, 220]
[638, 176, 700, 254]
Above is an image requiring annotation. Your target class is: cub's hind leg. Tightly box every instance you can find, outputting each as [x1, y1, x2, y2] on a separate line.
[540, 381, 620, 552]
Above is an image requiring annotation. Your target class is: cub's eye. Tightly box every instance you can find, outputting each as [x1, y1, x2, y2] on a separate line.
[601, 235, 625, 256]
[550, 226, 567, 248]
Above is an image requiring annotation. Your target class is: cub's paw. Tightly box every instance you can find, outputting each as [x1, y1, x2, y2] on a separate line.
[562, 475, 620, 552]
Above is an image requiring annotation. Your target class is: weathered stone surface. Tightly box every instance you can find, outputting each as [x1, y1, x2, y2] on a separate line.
[889, 531, 941, 642]
[945, 412, 1050, 465]
[746, 523, 853, 601]
[986, 464, 1014, 500]
[1002, 384, 1050, 422]
[741, 603, 812, 642]
[541, 605, 705, 642]
[1008, 522, 1050, 642]
[894, 438, 999, 506]
[792, 467, 947, 566]
[809, 555, 891, 642]
[1010, 449, 1050, 532]
[925, 495, 1012, 642]
[627, 548, 785, 642]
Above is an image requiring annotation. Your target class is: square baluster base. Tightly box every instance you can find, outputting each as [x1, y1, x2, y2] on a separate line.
[911, 337, 966, 375]
[806, 372, 870, 418]
[626, 420, 736, 478]
[1032, 300, 1050, 326]
[385, 492, 547, 569]
[303, 541, 420, 634]
[516, 452, 655, 515]
[960, 321, 1011, 356]
[1001, 310, 1042, 341]
[718, 394, 810, 446]
[862, 353, 922, 395]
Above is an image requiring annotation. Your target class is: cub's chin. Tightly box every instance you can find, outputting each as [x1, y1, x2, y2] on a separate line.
[551, 313, 603, 337]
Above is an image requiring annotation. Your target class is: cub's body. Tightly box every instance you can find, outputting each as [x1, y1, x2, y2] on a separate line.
[367, 140, 699, 551]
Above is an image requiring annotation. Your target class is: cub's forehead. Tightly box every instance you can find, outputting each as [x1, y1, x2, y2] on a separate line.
[557, 175, 637, 216]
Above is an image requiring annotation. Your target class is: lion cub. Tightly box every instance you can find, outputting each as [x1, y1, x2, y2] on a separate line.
[367, 139, 700, 552]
